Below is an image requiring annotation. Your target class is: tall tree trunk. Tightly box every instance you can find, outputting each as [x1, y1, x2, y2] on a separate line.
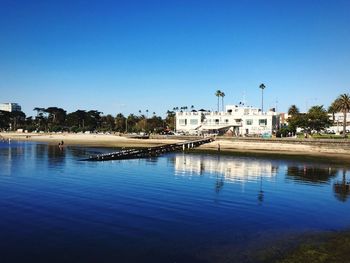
[217, 97, 219, 112]
[343, 110, 347, 137]
[222, 97, 224, 112]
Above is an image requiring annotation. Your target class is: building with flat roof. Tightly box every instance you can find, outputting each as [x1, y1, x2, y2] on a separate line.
[176, 104, 280, 136]
[0, 103, 22, 112]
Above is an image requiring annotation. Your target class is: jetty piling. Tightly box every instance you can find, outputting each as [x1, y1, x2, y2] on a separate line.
[82, 137, 214, 161]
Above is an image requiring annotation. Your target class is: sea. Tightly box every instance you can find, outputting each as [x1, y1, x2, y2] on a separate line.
[0, 141, 349, 263]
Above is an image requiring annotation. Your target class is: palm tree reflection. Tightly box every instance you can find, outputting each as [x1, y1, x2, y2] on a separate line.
[333, 170, 350, 202]
[258, 174, 264, 204]
[286, 166, 338, 184]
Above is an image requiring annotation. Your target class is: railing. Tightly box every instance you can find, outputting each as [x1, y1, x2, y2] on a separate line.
[202, 122, 242, 126]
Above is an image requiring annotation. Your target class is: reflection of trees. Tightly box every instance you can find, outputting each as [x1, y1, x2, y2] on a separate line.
[47, 144, 66, 168]
[215, 175, 224, 193]
[286, 166, 338, 184]
[333, 170, 350, 202]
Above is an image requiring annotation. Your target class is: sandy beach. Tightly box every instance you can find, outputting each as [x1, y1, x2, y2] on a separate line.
[0, 132, 184, 147]
[2, 132, 350, 162]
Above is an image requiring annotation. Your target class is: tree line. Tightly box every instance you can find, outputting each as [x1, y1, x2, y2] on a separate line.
[280, 93, 350, 137]
[0, 107, 176, 133]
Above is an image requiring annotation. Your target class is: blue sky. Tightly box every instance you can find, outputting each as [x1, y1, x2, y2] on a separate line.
[0, 0, 349, 116]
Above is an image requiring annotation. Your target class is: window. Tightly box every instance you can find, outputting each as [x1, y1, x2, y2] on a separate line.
[179, 119, 187, 125]
[259, 119, 267, 126]
[246, 119, 253, 125]
[215, 119, 219, 124]
[190, 119, 198, 125]
[225, 119, 229, 123]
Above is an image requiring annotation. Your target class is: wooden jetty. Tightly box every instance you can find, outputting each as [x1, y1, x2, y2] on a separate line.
[82, 137, 214, 161]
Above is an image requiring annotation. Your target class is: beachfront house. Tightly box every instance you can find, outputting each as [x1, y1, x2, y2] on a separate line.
[175, 105, 280, 136]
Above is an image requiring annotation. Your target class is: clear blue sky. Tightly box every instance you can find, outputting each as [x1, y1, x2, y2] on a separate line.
[1, 0, 349, 116]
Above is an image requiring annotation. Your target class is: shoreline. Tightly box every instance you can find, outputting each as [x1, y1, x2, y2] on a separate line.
[2, 132, 350, 163]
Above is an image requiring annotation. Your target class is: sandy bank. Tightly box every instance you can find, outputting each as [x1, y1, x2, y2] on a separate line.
[0, 132, 184, 147]
[2, 132, 350, 162]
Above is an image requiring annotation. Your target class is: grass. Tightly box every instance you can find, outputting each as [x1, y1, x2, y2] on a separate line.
[296, 134, 348, 139]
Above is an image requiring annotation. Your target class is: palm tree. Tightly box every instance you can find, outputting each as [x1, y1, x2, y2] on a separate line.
[215, 90, 222, 112]
[259, 84, 266, 112]
[328, 101, 338, 123]
[334, 93, 350, 137]
[221, 92, 225, 111]
[288, 105, 300, 116]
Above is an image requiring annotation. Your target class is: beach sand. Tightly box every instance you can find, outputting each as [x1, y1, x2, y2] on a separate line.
[2, 132, 350, 162]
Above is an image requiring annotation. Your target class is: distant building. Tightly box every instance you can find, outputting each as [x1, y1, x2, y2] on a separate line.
[0, 103, 22, 112]
[175, 104, 280, 136]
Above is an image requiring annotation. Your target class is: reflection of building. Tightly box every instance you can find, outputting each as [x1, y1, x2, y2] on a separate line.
[0, 103, 21, 112]
[175, 104, 280, 136]
[174, 154, 278, 183]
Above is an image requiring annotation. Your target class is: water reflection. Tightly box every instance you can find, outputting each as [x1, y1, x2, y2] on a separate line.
[33, 143, 67, 169]
[333, 170, 350, 202]
[286, 166, 338, 184]
[174, 154, 278, 183]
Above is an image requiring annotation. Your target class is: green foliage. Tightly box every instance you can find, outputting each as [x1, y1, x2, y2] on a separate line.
[287, 105, 331, 134]
[306, 105, 331, 133]
[333, 93, 350, 137]
[276, 126, 291, 137]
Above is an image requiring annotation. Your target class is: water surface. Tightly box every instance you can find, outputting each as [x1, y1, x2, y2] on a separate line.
[0, 141, 349, 262]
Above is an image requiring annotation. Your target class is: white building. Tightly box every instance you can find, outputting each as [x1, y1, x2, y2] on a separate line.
[327, 112, 350, 134]
[175, 104, 280, 136]
[0, 103, 21, 112]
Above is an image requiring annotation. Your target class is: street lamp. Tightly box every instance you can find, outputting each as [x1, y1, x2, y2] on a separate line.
[259, 83, 266, 113]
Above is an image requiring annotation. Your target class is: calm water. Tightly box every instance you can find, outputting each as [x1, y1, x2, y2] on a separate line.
[0, 141, 350, 263]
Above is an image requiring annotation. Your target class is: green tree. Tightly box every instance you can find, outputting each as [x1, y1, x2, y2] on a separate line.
[328, 101, 338, 124]
[286, 105, 301, 133]
[306, 105, 331, 134]
[33, 107, 48, 131]
[288, 105, 300, 116]
[115, 113, 126, 132]
[66, 110, 87, 131]
[45, 107, 66, 131]
[0, 110, 11, 130]
[333, 93, 350, 137]
[126, 114, 140, 132]
[215, 90, 222, 112]
[165, 110, 175, 130]
[259, 83, 266, 112]
[100, 114, 115, 131]
[9, 111, 26, 131]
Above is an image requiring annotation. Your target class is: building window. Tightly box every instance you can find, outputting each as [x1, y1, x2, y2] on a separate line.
[179, 119, 187, 126]
[246, 119, 253, 125]
[190, 119, 198, 125]
[215, 119, 219, 124]
[225, 119, 229, 123]
[259, 119, 267, 126]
